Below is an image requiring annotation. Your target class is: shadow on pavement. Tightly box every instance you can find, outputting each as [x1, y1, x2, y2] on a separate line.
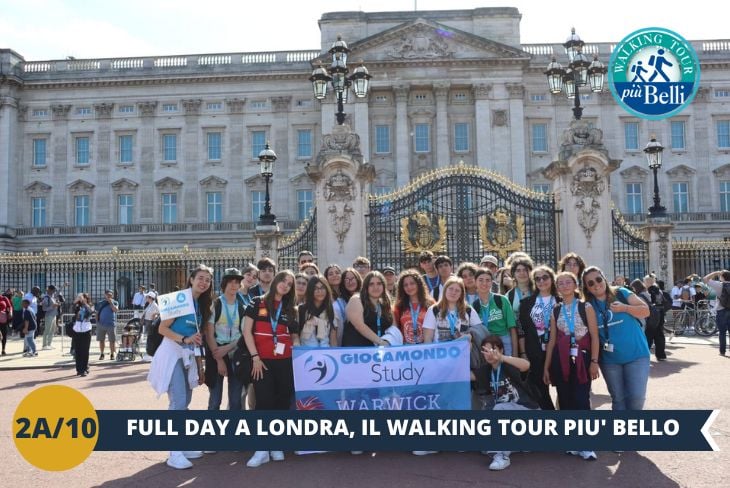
[93, 450, 681, 488]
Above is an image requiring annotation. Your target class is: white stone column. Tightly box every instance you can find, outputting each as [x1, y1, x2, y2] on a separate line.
[545, 144, 621, 272]
[394, 84, 410, 188]
[50, 104, 71, 225]
[506, 83, 526, 186]
[93, 102, 114, 224]
[182, 99, 202, 222]
[434, 82, 450, 167]
[137, 101, 157, 222]
[472, 83, 492, 170]
[0, 95, 19, 233]
[353, 94, 370, 163]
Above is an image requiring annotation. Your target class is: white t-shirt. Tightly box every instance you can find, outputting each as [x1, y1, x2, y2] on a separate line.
[422, 303, 481, 342]
[143, 302, 160, 321]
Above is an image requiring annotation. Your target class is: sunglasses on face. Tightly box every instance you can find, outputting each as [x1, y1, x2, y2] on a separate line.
[585, 276, 604, 288]
[534, 275, 551, 283]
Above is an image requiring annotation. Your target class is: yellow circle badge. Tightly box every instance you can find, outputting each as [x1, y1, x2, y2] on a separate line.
[13, 385, 99, 471]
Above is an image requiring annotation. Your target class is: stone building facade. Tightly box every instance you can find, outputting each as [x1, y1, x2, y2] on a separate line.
[1, 7, 729, 255]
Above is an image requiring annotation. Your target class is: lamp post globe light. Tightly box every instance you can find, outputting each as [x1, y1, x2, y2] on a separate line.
[258, 142, 277, 226]
[644, 135, 667, 218]
[544, 28, 607, 120]
[309, 35, 372, 125]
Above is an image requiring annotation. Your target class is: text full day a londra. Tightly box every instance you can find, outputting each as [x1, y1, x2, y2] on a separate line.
[127, 418, 680, 438]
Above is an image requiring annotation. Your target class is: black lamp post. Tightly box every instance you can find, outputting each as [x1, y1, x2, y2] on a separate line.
[258, 142, 277, 226]
[545, 28, 607, 120]
[310, 35, 371, 125]
[644, 135, 667, 218]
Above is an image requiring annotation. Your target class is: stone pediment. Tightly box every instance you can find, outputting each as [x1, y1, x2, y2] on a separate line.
[712, 163, 730, 178]
[67, 179, 95, 192]
[154, 177, 183, 190]
[199, 175, 228, 189]
[619, 165, 650, 179]
[244, 174, 264, 187]
[24, 181, 52, 193]
[318, 19, 531, 64]
[111, 178, 139, 191]
[665, 164, 696, 178]
[289, 172, 310, 185]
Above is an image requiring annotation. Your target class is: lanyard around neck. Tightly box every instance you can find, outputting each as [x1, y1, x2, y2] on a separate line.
[409, 302, 421, 340]
[270, 301, 283, 345]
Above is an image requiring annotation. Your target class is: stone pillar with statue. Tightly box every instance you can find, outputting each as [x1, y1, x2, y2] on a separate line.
[544, 119, 622, 273]
[643, 218, 675, 286]
[305, 124, 375, 267]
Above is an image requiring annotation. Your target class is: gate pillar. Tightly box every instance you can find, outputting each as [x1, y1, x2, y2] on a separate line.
[307, 124, 375, 267]
[642, 217, 675, 285]
[545, 120, 622, 274]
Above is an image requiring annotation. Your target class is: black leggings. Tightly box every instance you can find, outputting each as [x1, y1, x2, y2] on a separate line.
[253, 358, 294, 410]
[0, 323, 8, 352]
[74, 332, 92, 374]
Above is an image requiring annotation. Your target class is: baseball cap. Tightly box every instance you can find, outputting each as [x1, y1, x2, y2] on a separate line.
[480, 255, 499, 267]
[382, 266, 396, 275]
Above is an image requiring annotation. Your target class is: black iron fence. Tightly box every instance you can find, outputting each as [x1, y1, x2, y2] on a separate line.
[0, 246, 256, 310]
[276, 209, 317, 271]
[673, 240, 730, 279]
[367, 164, 558, 272]
[611, 209, 649, 281]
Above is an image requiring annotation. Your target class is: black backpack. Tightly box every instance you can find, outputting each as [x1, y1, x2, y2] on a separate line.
[145, 317, 163, 356]
[637, 294, 661, 331]
[719, 282, 730, 309]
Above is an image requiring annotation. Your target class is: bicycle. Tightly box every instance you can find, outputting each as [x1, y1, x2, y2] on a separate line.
[663, 300, 717, 337]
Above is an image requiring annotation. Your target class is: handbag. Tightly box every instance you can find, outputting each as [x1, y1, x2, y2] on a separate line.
[145, 318, 163, 356]
[231, 336, 252, 386]
[65, 318, 76, 338]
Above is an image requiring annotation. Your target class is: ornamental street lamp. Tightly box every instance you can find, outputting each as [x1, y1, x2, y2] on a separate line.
[309, 35, 372, 125]
[544, 28, 606, 120]
[258, 142, 277, 226]
[644, 135, 667, 218]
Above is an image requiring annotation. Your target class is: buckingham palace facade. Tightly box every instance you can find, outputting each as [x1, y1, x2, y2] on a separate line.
[1, 7, 730, 254]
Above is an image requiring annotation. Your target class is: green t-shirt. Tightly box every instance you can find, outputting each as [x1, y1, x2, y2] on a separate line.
[476, 294, 516, 337]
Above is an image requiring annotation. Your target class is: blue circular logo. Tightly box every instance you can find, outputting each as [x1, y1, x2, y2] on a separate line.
[608, 27, 700, 120]
[176, 292, 186, 303]
[304, 354, 339, 385]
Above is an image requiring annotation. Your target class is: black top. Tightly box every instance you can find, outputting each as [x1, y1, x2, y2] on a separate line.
[342, 297, 392, 347]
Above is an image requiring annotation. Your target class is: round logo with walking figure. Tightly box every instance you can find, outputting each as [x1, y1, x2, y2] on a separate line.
[609, 27, 700, 120]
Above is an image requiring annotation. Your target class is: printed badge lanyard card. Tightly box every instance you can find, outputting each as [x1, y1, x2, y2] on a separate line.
[426, 275, 440, 294]
[539, 296, 555, 351]
[593, 299, 613, 352]
[222, 299, 237, 344]
[447, 309, 458, 339]
[270, 301, 283, 354]
[376, 303, 382, 338]
[478, 295, 497, 335]
[409, 302, 421, 343]
[562, 300, 579, 363]
[193, 300, 203, 357]
[490, 362, 502, 403]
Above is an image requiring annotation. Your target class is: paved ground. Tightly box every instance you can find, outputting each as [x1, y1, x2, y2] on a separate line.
[2, 332, 729, 488]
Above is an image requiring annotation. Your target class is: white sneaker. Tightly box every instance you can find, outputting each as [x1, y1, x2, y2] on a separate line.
[167, 451, 193, 470]
[270, 450, 285, 461]
[412, 451, 438, 456]
[182, 451, 203, 459]
[142, 354, 153, 362]
[489, 453, 511, 471]
[247, 451, 270, 467]
[42, 346, 50, 350]
[203, 451, 217, 454]
[580, 450, 598, 460]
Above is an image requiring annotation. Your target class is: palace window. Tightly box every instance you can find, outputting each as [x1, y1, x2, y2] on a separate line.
[207, 192, 222, 223]
[163, 134, 177, 162]
[118, 194, 134, 225]
[31, 197, 46, 227]
[672, 182, 689, 213]
[297, 190, 314, 220]
[531, 123, 548, 152]
[375, 125, 391, 154]
[75, 195, 90, 226]
[251, 191, 264, 221]
[626, 183, 643, 214]
[251, 131, 266, 159]
[671, 121, 685, 150]
[414, 124, 430, 153]
[119, 135, 133, 163]
[454, 123, 469, 152]
[75, 136, 90, 165]
[33, 138, 47, 167]
[721, 181, 730, 212]
[624, 122, 639, 150]
[297, 129, 312, 158]
[207, 132, 222, 161]
[162, 193, 177, 224]
[717, 120, 730, 148]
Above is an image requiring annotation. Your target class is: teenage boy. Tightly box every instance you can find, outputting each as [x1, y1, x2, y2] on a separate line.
[248, 257, 276, 298]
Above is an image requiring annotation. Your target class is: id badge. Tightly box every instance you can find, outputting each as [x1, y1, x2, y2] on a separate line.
[603, 342, 614, 353]
[541, 343, 546, 351]
[570, 346, 578, 357]
[274, 342, 286, 355]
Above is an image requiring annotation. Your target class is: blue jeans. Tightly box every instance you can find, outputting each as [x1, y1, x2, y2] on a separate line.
[24, 329, 36, 354]
[717, 308, 730, 356]
[208, 357, 245, 411]
[167, 359, 192, 410]
[599, 356, 650, 410]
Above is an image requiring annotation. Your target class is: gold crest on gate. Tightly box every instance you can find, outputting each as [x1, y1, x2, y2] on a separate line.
[479, 208, 525, 260]
[400, 211, 447, 254]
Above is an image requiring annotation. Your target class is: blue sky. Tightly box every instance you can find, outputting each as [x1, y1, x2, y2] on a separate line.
[1, 0, 727, 60]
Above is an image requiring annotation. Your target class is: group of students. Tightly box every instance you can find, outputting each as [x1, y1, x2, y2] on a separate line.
[146, 250, 654, 472]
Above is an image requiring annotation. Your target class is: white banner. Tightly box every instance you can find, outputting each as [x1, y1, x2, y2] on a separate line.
[157, 288, 195, 321]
